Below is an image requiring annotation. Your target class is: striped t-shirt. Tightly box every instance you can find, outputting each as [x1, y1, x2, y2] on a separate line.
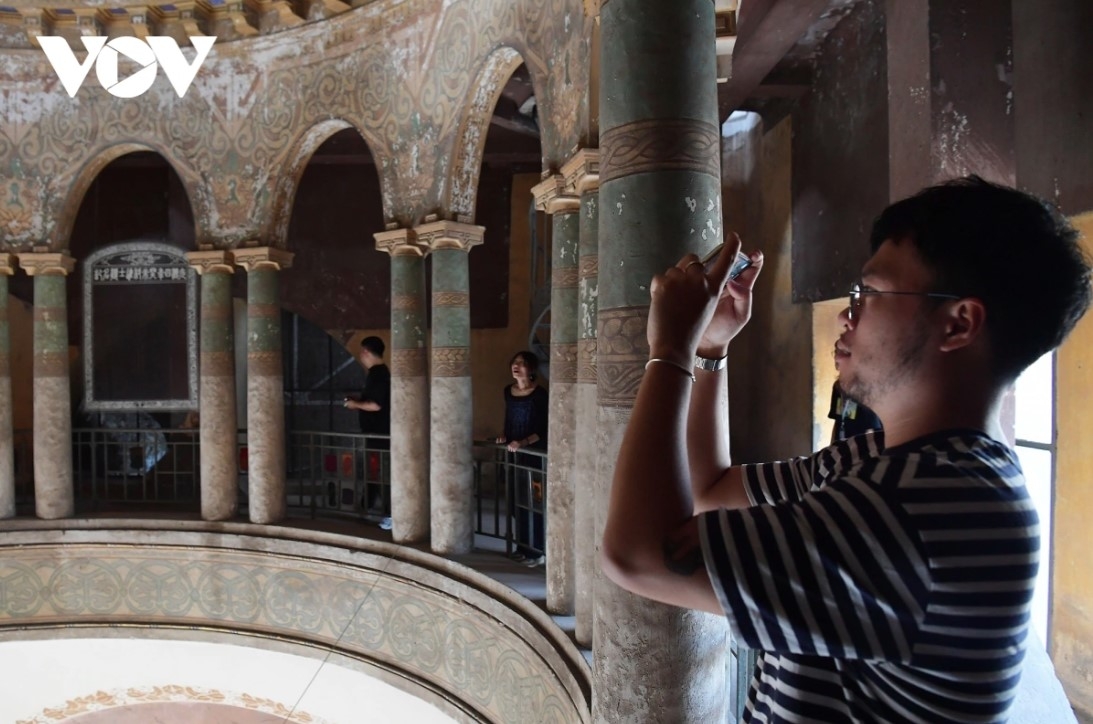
[699, 430, 1039, 723]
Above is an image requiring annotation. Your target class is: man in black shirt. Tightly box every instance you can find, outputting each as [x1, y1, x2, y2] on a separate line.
[344, 336, 391, 528]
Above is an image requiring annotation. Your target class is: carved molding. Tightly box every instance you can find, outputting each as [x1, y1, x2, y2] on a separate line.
[531, 174, 581, 215]
[186, 251, 235, 276]
[374, 228, 427, 258]
[432, 346, 471, 377]
[432, 291, 470, 308]
[414, 220, 485, 252]
[233, 247, 294, 273]
[0, 255, 15, 276]
[390, 348, 427, 377]
[597, 306, 648, 408]
[16, 253, 75, 277]
[562, 148, 600, 196]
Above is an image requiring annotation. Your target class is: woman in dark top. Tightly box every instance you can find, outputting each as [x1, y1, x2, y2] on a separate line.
[496, 350, 548, 566]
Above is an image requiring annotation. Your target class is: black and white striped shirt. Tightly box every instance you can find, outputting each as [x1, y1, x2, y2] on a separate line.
[699, 430, 1038, 723]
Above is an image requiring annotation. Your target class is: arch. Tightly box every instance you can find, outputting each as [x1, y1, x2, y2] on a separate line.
[443, 47, 532, 222]
[268, 119, 386, 248]
[53, 143, 202, 253]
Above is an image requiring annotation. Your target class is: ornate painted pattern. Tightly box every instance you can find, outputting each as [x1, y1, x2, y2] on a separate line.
[34, 352, 68, 378]
[550, 343, 579, 384]
[390, 348, 427, 377]
[432, 346, 471, 377]
[247, 351, 282, 377]
[391, 294, 424, 312]
[0, 0, 590, 249]
[600, 119, 721, 184]
[432, 292, 470, 308]
[200, 351, 234, 377]
[597, 306, 647, 407]
[18, 685, 326, 724]
[577, 338, 597, 384]
[552, 267, 580, 288]
[0, 540, 588, 724]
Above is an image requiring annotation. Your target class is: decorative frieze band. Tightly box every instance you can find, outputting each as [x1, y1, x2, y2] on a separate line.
[432, 291, 470, 308]
[600, 119, 720, 185]
[550, 343, 579, 383]
[200, 351, 234, 377]
[391, 348, 427, 377]
[597, 306, 649, 408]
[415, 220, 485, 252]
[577, 339, 598, 384]
[233, 247, 294, 273]
[35, 351, 68, 377]
[201, 304, 232, 321]
[552, 266, 580, 289]
[392, 294, 423, 312]
[579, 256, 599, 279]
[16, 253, 75, 276]
[248, 303, 280, 319]
[248, 350, 282, 377]
[432, 346, 471, 377]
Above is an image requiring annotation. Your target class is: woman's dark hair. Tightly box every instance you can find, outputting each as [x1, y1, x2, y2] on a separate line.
[870, 175, 1092, 382]
[510, 350, 540, 380]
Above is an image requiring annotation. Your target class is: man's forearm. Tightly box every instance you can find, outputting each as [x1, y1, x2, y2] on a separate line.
[688, 356, 733, 512]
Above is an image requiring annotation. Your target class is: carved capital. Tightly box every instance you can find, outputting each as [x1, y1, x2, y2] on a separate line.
[0, 254, 15, 276]
[562, 148, 600, 196]
[185, 251, 235, 275]
[415, 220, 485, 253]
[16, 253, 75, 277]
[374, 228, 427, 257]
[233, 247, 294, 273]
[531, 175, 581, 215]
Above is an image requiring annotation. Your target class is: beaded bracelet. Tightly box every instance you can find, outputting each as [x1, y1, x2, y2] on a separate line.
[645, 358, 696, 383]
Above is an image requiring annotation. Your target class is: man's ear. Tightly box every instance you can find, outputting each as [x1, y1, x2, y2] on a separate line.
[938, 297, 987, 352]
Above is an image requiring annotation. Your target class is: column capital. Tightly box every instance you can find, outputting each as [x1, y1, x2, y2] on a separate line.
[185, 250, 235, 275]
[233, 247, 293, 272]
[16, 253, 75, 276]
[374, 227, 427, 257]
[0, 254, 15, 276]
[532, 174, 581, 215]
[415, 220, 485, 253]
[562, 149, 600, 195]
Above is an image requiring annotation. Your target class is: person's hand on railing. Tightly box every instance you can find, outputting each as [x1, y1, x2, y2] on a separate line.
[506, 439, 524, 452]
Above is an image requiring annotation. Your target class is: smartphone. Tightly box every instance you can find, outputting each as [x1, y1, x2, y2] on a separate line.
[701, 242, 753, 280]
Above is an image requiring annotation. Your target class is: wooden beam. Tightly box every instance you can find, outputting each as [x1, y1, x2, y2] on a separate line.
[718, 0, 831, 118]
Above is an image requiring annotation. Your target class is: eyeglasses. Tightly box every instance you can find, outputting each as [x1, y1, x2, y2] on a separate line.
[848, 281, 960, 323]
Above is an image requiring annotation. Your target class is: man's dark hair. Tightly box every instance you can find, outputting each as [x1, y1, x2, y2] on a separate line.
[870, 175, 1091, 382]
[361, 336, 385, 358]
[510, 350, 540, 379]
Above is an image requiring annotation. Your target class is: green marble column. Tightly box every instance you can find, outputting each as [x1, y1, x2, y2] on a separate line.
[533, 175, 581, 615]
[564, 150, 600, 648]
[419, 222, 483, 555]
[0, 256, 14, 519]
[187, 251, 238, 521]
[235, 247, 292, 525]
[18, 253, 76, 520]
[376, 229, 430, 543]
[595, 1, 729, 721]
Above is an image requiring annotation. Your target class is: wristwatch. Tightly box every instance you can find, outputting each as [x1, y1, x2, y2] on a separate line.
[694, 354, 728, 372]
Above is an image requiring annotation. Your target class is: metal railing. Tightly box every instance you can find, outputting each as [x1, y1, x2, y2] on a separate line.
[473, 442, 548, 557]
[12, 429, 549, 556]
[282, 430, 391, 521]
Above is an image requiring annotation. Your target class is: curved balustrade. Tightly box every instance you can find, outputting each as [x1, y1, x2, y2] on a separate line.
[0, 520, 591, 723]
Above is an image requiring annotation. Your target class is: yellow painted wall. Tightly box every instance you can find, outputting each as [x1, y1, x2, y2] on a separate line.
[811, 299, 844, 451]
[1052, 210, 1093, 717]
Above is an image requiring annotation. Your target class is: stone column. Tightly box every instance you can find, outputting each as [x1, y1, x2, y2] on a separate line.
[594, 2, 730, 722]
[417, 220, 484, 555]
[0, 255, 15, 519]
[375, 228, 430, 543]
[186, 251, 239, 521]
[563, 150, 600, 647]
[17, 252, 77, 520]
[234, 247, 293, 525]
[532, 174, 581, 615]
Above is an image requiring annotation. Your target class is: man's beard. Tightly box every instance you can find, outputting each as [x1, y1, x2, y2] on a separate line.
[841, 318, 931, 410]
